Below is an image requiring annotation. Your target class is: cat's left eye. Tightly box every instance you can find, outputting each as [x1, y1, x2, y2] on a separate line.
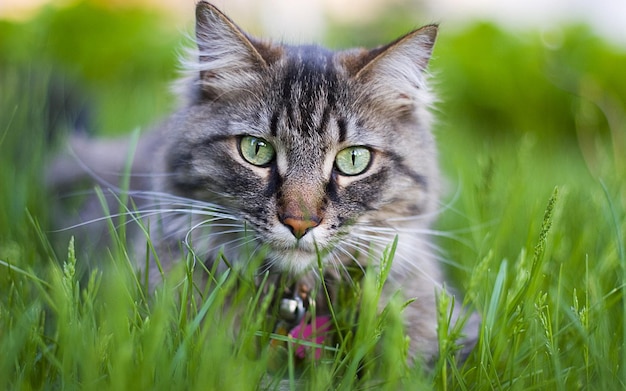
[239, 136, 275, 167]
[335, 146, 372, 176]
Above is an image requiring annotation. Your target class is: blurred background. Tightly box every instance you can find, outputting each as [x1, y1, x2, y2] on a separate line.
[0, 0, 624, 281]
[3, 0, 626, 45]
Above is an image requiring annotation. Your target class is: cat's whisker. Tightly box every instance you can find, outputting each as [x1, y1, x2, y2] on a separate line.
[351, 230, 443, 256]
[55, 159, 236, 208]
[344, 232, 401, 254]
[333, 238, 378, 269]
[243, 241, 266, 265]
[194, 236, 259, 266]
[308, 266, 323, 284]
[53, 184, 241, 232]
[350, 224, 478, 269]
[183, 218, 246, 246]
[338, 233, 445, 288]
[178, 218, 262, 267]
[351, 223, 476, 250]
[260, 254, 284, 274]
[256, 259, 275, 275]
[329, 244, 365, 285]
[346, 229, 395, 244]
[323, 252, 348, 285]
[352, 222, 449, 238]
[130, 196, 235, 217]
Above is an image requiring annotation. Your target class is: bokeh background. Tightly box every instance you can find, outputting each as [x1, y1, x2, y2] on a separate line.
[1, 0, 625, 388]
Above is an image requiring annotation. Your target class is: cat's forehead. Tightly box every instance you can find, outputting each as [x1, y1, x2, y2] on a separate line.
[276, 44, 341, 91]
[283, 44, 334, 65]
[262, 45, 347, 143]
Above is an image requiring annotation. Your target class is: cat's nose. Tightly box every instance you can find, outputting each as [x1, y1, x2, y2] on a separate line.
[281, 216, 320, 239]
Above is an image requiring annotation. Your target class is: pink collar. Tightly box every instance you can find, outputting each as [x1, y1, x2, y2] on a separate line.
[288, 314, 331, 359]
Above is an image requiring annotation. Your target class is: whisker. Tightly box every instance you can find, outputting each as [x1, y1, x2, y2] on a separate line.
[54, 201, 240, 233]
[195, 236, 258, 263]
[334, 239, 377, 269]
[338, 233, 446, 289]
[330, 244, 366, 282]
[351, 223, 477, 251]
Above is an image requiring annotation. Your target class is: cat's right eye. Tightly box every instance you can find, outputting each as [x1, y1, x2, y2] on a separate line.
[239, 136, 275, 167]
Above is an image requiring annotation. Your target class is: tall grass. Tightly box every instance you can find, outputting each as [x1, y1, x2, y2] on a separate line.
[1, 2, 625, 389]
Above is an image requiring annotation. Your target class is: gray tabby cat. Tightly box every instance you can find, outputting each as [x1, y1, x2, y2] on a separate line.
[49, 1, 479, 364]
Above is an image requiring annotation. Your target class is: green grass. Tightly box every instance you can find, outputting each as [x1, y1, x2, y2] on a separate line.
[1, 2, 625, 389]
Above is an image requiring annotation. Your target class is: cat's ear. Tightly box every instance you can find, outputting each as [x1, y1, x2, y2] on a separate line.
[194, 1, 282, 98]
[342, 25, 437, 113]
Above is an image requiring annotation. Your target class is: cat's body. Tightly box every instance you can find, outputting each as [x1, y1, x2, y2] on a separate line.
[49, 1, 478, 363]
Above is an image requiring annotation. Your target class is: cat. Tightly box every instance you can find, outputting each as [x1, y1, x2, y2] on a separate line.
[48, 1, 479, 365]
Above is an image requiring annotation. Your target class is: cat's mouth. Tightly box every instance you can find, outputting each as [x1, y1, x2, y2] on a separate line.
[270, 239, 320, 255]
[249, 223, 337, 272]
[264, 225, 324, 252]
[270, 247, 324, 273]
[265, 236, 332, 273]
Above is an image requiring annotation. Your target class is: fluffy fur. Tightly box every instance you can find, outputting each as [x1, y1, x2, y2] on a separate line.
[48, 1, 478, 363]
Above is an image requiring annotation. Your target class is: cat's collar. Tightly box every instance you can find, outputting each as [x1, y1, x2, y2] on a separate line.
[269, 281, 331, 364]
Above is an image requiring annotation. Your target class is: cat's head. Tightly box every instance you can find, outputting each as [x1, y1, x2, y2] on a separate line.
[164, 1, 440, 274]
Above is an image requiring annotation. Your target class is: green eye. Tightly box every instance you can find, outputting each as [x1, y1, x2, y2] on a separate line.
[335, 146, 372, 176]
[239, 136, 275, 166]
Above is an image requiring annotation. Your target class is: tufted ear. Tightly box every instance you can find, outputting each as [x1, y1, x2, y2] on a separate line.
[193, 1, 282, 98]
[341, 25, 437, 113]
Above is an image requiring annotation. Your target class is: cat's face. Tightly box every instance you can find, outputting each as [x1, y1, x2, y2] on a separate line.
[163, 2, 439, 274]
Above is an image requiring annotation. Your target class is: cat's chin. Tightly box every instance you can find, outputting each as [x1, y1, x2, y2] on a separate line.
[269, 247, 323, 275]
[262, 229, 338, 273]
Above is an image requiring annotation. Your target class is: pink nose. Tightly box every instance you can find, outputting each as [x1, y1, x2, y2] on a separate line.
[282, 216, 320, 239]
